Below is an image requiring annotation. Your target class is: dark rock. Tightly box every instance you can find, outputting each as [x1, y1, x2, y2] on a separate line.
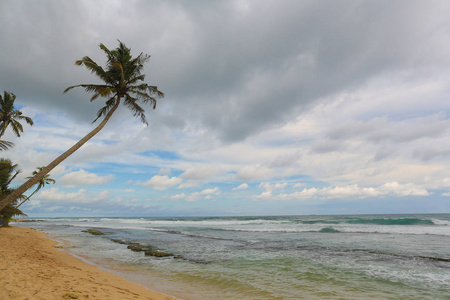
[82, 229, 104, 235]
[144, 250, 173, 257]
[418, 256, 450, 262]
[127, 244, 152, 252]
[111, 239, 128, 244]
[127, 244, 143, 251]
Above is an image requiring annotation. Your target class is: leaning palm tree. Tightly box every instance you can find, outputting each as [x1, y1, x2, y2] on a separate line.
[15, 167, 56, 209]
[0, 41, 164, 211]
[0, 91, 34, 138]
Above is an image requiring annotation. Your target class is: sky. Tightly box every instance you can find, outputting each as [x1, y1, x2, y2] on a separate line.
[1, 0, 450, 217]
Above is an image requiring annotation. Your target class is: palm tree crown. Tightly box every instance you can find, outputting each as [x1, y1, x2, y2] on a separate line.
[28, 167, 56, 189]
[15, 167, 56, 209]
[64, 41, 164, 124]
[0, 91, 34, 138]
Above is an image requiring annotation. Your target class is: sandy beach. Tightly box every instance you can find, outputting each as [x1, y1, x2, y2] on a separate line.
[0, 226, 175, 300]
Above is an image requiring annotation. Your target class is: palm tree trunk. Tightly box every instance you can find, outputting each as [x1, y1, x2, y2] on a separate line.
[15, 187, 39, 209]
[0, 99, 121, 211]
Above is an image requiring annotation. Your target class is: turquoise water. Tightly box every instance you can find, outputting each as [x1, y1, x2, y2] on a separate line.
[14, 214, 450, 299]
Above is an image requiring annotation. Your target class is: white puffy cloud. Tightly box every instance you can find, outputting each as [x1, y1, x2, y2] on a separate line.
[186, 187, 220, 202]
[171, 193, 186, 200]
[255, 182, 289, 199]
[256, 187, 319, 201]
[254, 182, 429, 201]
[37, 188, 110, 204]
[200, 187, 220, 195]
[142, 175, 182, 191]
[233, 183, 249, 190]
[259, 182, 288, 191]
[377, 182, 430, 197]
[59, 169, 113, 188]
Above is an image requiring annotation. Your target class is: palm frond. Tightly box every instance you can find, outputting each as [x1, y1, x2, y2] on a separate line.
[0, 140, 14, 151]
[15, 114, 34, 126]
[124, 94, 148, 125]
[127, 74, 146, 86]
[11, 120, 24, 137]
[99, 43, 114, 60]
[75, 56, 108, 81]
[128, 90, 157, 109]
[64, 84, 112, 100]
[93, 97, 118, 123]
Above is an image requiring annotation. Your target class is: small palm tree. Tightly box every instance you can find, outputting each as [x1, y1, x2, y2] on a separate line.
[0, 91, 34, 138]
[0, 41, 164, 211]
[15, 167, 56, 209]
[0, 159, 26, 226]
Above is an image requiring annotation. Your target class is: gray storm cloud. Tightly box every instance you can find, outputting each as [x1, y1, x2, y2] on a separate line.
[1, 0, 450, 143]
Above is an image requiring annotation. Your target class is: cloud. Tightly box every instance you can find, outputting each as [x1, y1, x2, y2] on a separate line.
[200, 187, 220, 195]
[413, 147, 450, 161]
[171, 193, 186, 200]
[255, 187, 319, 201]
[142, 175, 182, 191]
[254, 182, 429, 201]
[236, 165, 272, 180]
[37, 187, 109, 204]
[158, 168, 171, 175]
[59, 169, 113, 188]
[4, 0, 448, 144]
[186, 187, 220, 202]
[233, 183, 249, 190]
[259, 182, 288, 191]
[378, 182, 430, 197]
[180, 165, 220, 180]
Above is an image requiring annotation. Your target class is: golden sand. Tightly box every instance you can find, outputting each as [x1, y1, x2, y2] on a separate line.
[0, 226, 175, 300]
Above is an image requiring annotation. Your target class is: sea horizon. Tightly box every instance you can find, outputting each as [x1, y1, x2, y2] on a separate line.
[18, 211, 450, 219]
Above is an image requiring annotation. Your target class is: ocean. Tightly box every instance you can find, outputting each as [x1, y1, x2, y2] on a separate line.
[13, 214, 450, 300]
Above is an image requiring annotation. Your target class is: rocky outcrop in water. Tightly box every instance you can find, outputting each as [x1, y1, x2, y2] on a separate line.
[108, 238, 208, 263]
[144, 250, 174, 257]
[81, 229, 105, 235]
[127, 244, 154, 252]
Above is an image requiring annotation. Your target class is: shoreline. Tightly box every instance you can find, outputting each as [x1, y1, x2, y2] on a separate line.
[0, 226, 176, 300]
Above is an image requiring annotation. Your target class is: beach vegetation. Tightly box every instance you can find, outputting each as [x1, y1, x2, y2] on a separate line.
[0, 158, 26, 226]
[0, 41, 164, 211]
